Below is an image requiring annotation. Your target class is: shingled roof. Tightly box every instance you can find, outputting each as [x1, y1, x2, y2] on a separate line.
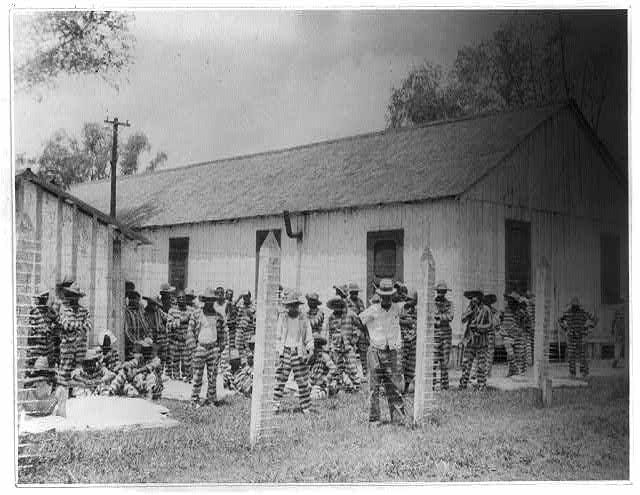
[71, 102, 570, 228]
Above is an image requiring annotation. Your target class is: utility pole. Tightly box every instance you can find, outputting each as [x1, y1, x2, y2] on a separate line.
[104, 116, 130, 219]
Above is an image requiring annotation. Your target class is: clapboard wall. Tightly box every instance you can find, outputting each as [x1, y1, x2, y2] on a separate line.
[15, 175, 142, 354]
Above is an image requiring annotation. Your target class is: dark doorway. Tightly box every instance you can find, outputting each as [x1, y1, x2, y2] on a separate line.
[255, 229, 282, 298]
[168, 237, 189, 291]
[505, 220, 531, 294]
[366, 229, 404, 303]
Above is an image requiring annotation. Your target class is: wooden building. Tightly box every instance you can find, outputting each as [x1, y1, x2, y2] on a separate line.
[72, 101, 628, 356]
[15, 170, 149, 359]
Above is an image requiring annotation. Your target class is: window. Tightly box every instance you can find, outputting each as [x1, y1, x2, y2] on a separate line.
[601, 234, 621, 304]
[366, 229, 404, 302]
[168, 237, 189, 291]
[505, 220, 531, 294]
[255, 229, 282, 297]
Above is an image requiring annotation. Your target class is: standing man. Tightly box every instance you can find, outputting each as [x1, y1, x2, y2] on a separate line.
[459, 290, 491, 390]
[225, 288, 238, 351]
[190, 288, 222, 408]
[167, 290, 191, 381]
[273, 291, 314, 415]
[306, 293, 325, 335]
[559, 297, 597, 379]
[213, 286, 234, 390]
[159, 283, 175, 314]
[183, 288, 199, 382]
[57, 283, 92, 395]
[524, 291, 536, 366]
[325, 296, 361, 393]
[483, 294, 499, 378]
[612, 298, 626, 368]
[123, 283, 149, 361]
[26, 287, 53, 377]
[236, 291, 256, 368]
[400, 291, 417, 394]
[347, 283, 369, 377]
[143, 296, 168, 374]
[501, 292, 525, 377]
[358, 279, 407, 425]
[433, 281, 454, 391]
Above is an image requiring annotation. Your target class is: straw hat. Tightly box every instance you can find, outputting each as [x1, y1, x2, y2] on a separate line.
[376, 279, 396, 296]
[347, 282, 361, 293]
[82, 348, 101, 362]
[483, 294, 497, 306]
[464, 290, 484, 300]
[504, 291, 521, 301]
[435, 281, 451, 292]
[282, 291, 304, 306]
[306, 293, 322, 305]
[62, 283, 85, 298]
[200, 287, 217, 300]
[326, 296, 347, 311]
[159, 283, 175, 294]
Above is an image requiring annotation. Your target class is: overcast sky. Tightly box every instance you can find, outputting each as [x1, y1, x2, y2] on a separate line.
[13, 10, 627, 170]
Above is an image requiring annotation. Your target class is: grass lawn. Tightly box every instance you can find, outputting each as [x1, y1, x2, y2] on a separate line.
[18, 375, 628, 484]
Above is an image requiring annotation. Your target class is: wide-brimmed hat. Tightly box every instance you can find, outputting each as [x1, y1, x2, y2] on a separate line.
[376, 278, 396, 296]
[125, 280, 136, 293]
[200, 287, 217, 300]
[347, 282, 360, 293]
[140, 337, 154, 349]
[241, 290, 252, 299]
[159, 283, 175, 294]
[464, 290, 484, 300]
[34, 286, 49, 299]
[504, 291, 521, 301]
[184, 288, 196, 299]
[282, 291, 304, 306]
[326, 296, 347, 311]
[175, 289, 186, 299]
[483, 294, 497, 305]
[56, 275, 74, 289]
[62, 283, 85, 298]
[436, 281, 451, 292]
[83, 348, 101, 362]
[569, 297, 580, 307]
[97, 329, 118, 346]
[306, 293, 322, 305]
[142, 295, 161, 307]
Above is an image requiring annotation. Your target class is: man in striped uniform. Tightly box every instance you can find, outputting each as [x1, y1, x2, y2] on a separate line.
[559, 297, 597, 378]
[213, 286, 234, 390]
[500, 292, 526, 377]
[309, 334, 335, 400]
[167, 290, 191, 381]
[325, 297, 361, 393]
[612, 299, 626, 368]
[190, 288, 222, 407]
[459, 290, 491, 390]
[109, 338, 163, 399]
[26, 288, 53, 377]
[97, 330, 120, 373]
[483, 294, 499, 378]
[143, 296, 168, 374]
[400, 291, 417, 394]
[57, 284, 91, 394]
[123, 284, 150, 361]
[273, 291, 314, 414]
[347, 283, 369, 377]
[233, 335, 255, 397]
[433, 281, 453, 391]
[225, 288, 238, 351]
[70, 348, 116, 396]
[21, 356, 67, 418]
[159, 283, 175, 314]
[183, 288, 199, 382]
[236, 291, 256, 367]
[306, 293, 325, 335]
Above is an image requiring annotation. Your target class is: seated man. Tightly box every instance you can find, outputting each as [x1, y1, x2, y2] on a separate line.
[233, 335, 255, 398]
[70, 348, 117, 396]
[309, 334, 336, 400]
[109, 338, 163, 399]
[21, 356, 67, 417]
[97, 330, 121, 373]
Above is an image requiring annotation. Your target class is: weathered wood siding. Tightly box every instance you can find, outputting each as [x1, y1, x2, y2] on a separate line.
[15, 179, 138, 351]
[462, 107, 628, 344]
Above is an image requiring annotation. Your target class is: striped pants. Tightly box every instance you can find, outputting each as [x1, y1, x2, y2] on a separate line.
[109, 370, 138, 397]
[567, 334, 588, 376]
[401, 336, 417, 387]
[273, 347, 311, 411]
[433, 327, 452, 390]
[503, 336, 517, 376]
[74, 330, 87, 367]
[330, 347, 360, 392]
[525, 327, 534, 366]
[155, 332, 169, 373]
[310, 352, 336, 389]
[460, 341, 487, 389]
[184, 332, 195, 381]
[515, 333, 527, 375]
[191, 343, 218, 402]
[59, 335, 77, 385]
[357, 333, 369, 376]
[233, 366, 253, 397]
[218, 345, 235, 390]
[169, 337, 186, 379]
[485, 329, 496, 378]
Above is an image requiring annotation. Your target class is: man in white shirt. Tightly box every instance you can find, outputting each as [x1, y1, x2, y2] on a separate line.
[273, 291, 314, 414]
[358, 279, 407, 425]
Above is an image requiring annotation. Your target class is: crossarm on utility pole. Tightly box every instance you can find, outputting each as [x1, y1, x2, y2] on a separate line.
[104, 117, 131, 219]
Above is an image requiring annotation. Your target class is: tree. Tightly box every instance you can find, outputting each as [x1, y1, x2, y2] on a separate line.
[388, 13, 620, 132]
[147, 152, 168, 173]
[13, 11, 134, 91]
[35, 123, 164, 189]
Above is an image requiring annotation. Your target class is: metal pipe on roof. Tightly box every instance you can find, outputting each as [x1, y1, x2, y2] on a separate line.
[283, 210, 303, 240]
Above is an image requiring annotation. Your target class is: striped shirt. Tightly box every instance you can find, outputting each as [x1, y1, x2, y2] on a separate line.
[306, 308, 325, 335]
[167, 307, 191, 340]
[500, 306, 524, 338]
[559, 308, 595, 338]
[400, 305, 417, 342]
[326, 310, 361, 348]
[434, 298, 454, 328]
[236, 302, 256, 337]
[58, 302, 92, 338]
[346, 297, 365, 316]
[28, 304, 51, 362]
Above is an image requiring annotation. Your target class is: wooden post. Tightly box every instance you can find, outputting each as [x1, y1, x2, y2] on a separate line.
[414, 247, 436, 424]
[250, 232, 281, 448]
[534, 257, 552, 405]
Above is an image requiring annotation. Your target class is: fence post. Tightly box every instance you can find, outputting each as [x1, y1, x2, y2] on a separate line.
[414, 247, 436, 424]
[250, 232, 281, 448]
[534, 257, 552, 404]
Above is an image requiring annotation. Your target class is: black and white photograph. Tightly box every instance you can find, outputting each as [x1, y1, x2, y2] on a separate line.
[6, 2, 632, 486]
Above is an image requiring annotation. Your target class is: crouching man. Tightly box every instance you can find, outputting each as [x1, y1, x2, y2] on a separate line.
[70, 348, 117, 396]
[21, 356, 67, 418]
[109, 338, 163, 400]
